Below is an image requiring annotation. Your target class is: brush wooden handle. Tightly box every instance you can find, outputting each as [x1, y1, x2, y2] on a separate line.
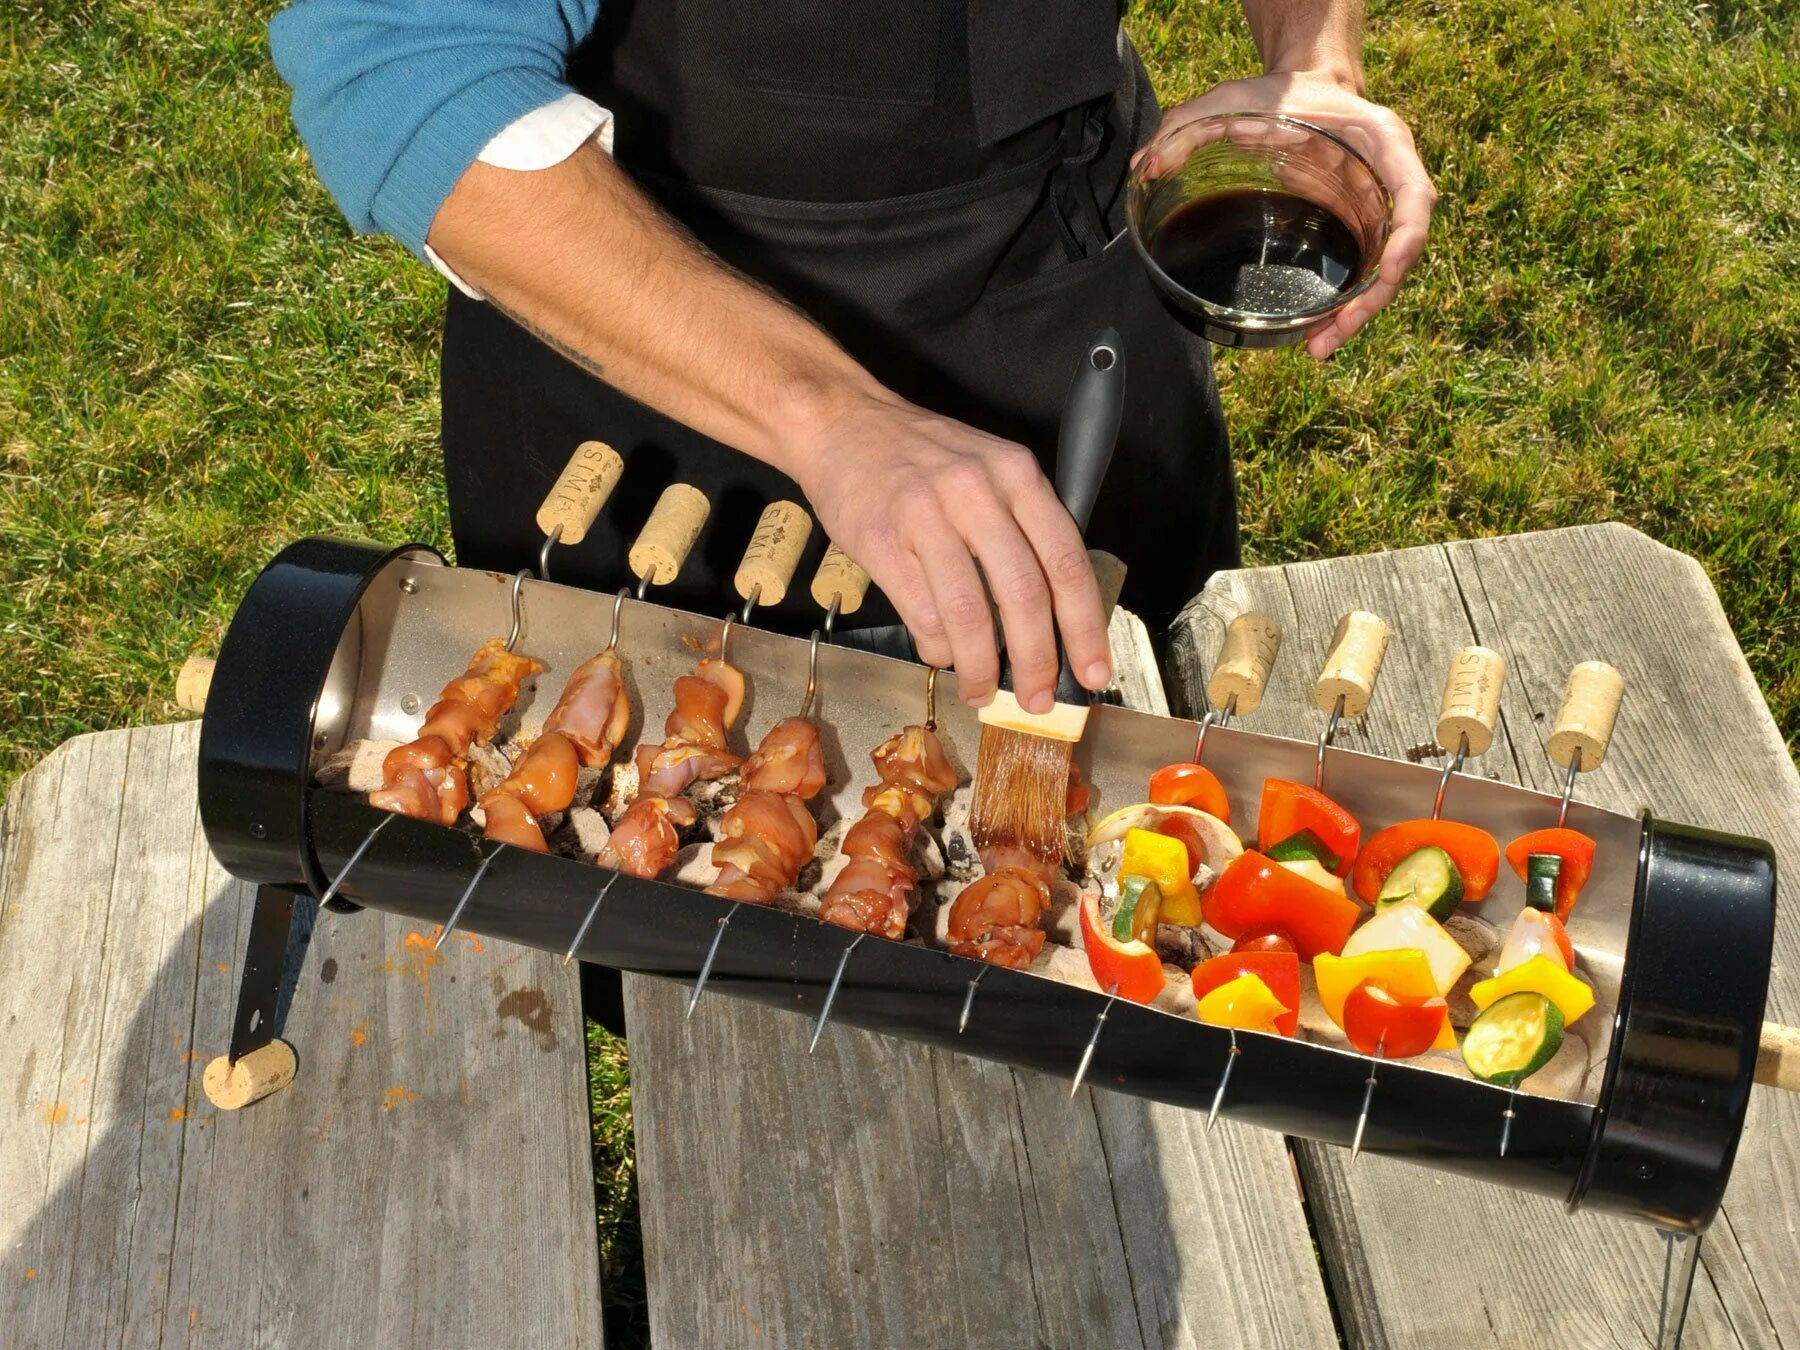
[1208, 612, 1280, 716]
[1549, 661, 1624, 770]
[1315, 611, 1389, 716]
[735, 500, 812, 607]
[810, 543, 871, 616]
[629, 483, 710, 587]
[536, 440, 624, 546]
[176, 656, 216, 713]
[1758, 1022, 1800, 1092]
[1437, 645, 1506, 756]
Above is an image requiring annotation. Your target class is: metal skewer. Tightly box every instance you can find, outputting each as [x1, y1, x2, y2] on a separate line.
[686, 912, 735, 1019]
[809, 543, 870, 644]
[434, 842, 505, 950]
[1350, 1037, 1386, 1163]
[810, 933, 865, 1053]
[1070, 984, 1121, 1098]
[1499, 1085, 1520, 1157]
[1655, 1228, 1702, 1350]
[503, 569, 530, 653]
[562, 869, 622, 965]
[957, 965, 988, 1034]
[1207, 1028, 1240, 1132]
[1311, 611, 1390, 793]
[1197, 610, 1280, 763]
[320, 813, 394, 911]
[533, 440, 624, 585]
[1431, 645, 1506, 819]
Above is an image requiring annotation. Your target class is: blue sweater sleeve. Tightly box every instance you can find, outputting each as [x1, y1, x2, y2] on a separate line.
[269, 0, 601, 257]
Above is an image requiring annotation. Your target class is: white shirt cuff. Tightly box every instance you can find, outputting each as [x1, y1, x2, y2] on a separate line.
[426, 92, 616, 301]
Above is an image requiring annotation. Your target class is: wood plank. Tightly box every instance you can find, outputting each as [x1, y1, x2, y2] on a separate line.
[1171, 523, 1796, 1349]
[0, 721, 603, 1348]
[627, 622, 1336, 1349]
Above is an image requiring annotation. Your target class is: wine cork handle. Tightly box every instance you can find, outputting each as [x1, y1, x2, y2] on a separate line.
[1549, 661, 1624, 770]
[1089, 549, 1128, 619]
[1437, 645, 1507, 756]
[1208, 612, 1280, 716]
[535, 440, 624, 546]
[1757, 1022, 1800, 1092]
[176, 656, 216, 713]
[628, 483, 710, 587]
[810, 543, 871, 616]
[202, 1040, 297, 1110]
[734, 500, 813, 607]
[1315, 611, 1390, 716]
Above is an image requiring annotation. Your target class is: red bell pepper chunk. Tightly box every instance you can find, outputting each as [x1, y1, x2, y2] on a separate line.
[1504, 827, 1596, 920]
[1257, 779, 1360, 875]
[1078, 890, 1165, 1005]
[1342, 981, 1448, 1058]
[1351, 819, 1501, 905]
[1203, 852, 1362, 961]
[1192, 950, 1301, 1037]
[1148, 762, 1231, 824]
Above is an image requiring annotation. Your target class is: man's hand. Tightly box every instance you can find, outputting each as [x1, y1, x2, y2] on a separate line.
[1140, 69, 1436, 360]
[782, 389, 1113, 713]
[431, 147, 1111, 711]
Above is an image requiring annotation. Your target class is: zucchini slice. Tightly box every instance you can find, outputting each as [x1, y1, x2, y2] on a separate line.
[1525, 853, 1562, 913]
[1375, 845, 1464, 920]
[1112, 875, 1163, 944]
[1461, 991, 1564, 1086]
[1267, 829, 1334, 866]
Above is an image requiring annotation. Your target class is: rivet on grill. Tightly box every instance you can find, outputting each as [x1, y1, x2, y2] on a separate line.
[686, 910, 735, 1020]
[400, 693, 421, 716]
[562, 869, 622, 966]
[248, 821, 266, 840]
[320, 814, 393, 909]
[434, 843, 504, 950]
[957, 964, 988, 1034]
[1069, 983, 1120, 1099]
[1206, 1028, 1240, 1132]
[809, 933, 864, 1054]
[399, 577, 418, 595]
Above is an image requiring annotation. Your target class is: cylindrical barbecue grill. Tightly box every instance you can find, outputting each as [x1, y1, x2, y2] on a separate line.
[196, 528, 1780, 1245]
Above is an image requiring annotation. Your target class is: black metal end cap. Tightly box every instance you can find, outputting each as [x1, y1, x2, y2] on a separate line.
[198, 537, 441, 897]
[1570, 816, 1777, 1231]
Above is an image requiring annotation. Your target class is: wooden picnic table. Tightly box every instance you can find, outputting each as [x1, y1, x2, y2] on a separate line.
[3, 522, 1795, 1348]
[627, 523, 1800, 1348]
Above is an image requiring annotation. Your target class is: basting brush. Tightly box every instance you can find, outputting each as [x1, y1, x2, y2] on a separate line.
[970, 328, 1127, 873]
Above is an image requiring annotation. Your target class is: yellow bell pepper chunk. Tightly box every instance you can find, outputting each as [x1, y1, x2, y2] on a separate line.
[1470, 954, 1594, 1026]
[1195, 974, 1288, 1032]
[1313, 949, 1457, 1050]
[1120, 827, 1202, 924]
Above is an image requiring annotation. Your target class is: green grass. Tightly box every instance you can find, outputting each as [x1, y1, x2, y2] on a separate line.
[4, 1, 1797, 1345]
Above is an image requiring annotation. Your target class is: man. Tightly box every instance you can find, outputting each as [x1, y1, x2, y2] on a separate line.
[272, 0, 1432, 715]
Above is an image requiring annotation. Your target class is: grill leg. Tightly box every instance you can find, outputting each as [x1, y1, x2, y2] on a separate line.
[203, 883, 307, 1112]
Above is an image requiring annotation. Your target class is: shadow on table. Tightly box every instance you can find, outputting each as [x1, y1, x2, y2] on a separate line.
[6, 881, 617, 1347]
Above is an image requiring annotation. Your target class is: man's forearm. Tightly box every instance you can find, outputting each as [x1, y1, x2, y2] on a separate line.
[427, 141, 883, 483]
[1237, 0, 1365, 89]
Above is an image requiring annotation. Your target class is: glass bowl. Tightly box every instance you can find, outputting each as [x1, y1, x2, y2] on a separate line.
[1127, 112, 1392, 349]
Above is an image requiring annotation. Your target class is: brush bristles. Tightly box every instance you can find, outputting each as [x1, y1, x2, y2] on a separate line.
[970, 723, 1073, 869]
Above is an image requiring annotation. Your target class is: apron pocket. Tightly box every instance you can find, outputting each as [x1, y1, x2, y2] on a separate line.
[718, 0, 941, 108]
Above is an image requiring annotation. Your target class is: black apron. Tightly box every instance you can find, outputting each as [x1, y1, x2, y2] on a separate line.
[441, 0, 1238, 634]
